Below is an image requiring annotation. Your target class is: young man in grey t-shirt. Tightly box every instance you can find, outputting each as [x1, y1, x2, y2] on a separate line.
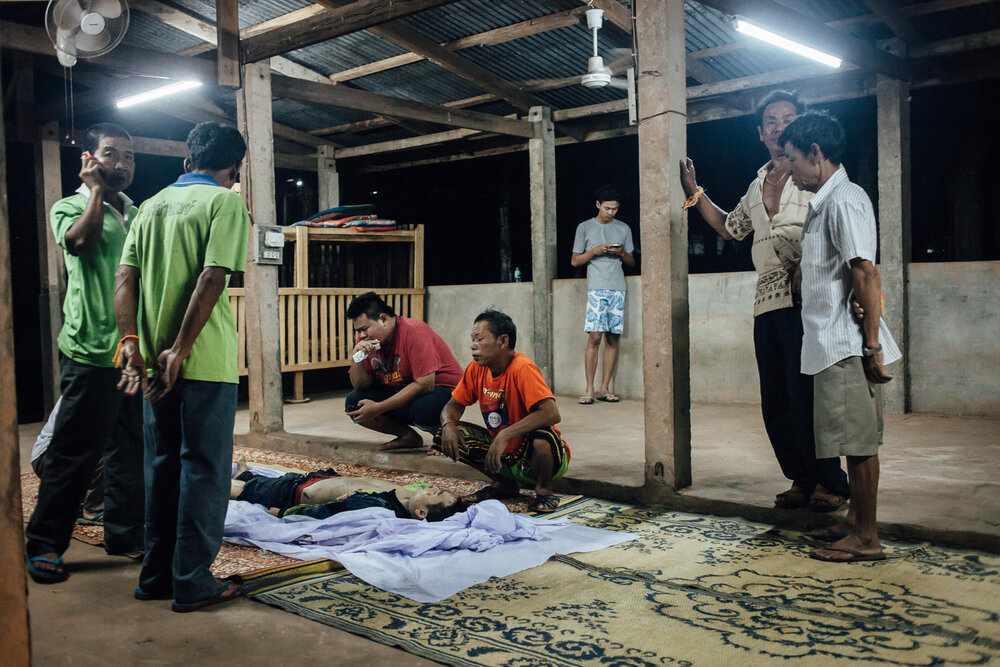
[570, 185, 635, 404]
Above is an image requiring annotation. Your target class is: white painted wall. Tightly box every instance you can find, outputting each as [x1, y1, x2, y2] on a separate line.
[426, 261, 1000, 416]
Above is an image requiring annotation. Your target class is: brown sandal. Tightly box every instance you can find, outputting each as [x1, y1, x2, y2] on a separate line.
[809, 485, 848, 512]
[774, 485, 809, 509]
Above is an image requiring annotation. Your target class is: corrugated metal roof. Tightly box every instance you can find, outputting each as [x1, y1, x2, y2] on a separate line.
[15, 0, 996, 152]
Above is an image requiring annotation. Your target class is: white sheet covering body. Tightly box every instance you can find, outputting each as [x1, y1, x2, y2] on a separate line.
[224, 498, 634, 602]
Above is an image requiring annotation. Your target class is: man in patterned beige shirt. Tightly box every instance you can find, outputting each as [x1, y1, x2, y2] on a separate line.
[679, 90, 848, 512]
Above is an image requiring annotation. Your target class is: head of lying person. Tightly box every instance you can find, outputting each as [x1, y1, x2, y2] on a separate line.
[402, 487, 469, 521]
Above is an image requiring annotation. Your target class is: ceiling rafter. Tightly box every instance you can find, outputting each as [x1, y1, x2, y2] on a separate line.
[241, 0, 463, 63]
[859, 0, 924, 44]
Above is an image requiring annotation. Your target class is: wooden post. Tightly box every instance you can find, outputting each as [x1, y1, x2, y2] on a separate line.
[528, 105, 556, 385]
[35, 121, 64, 412]
[289, 226, 310, 403]
[637, 0, 691, 495]
[317, 145, 339, 211]
[237, 61, 284, 434]
[0, 56, 33, 666]
[413, 223, 425, 318]
[216, 0, 240, 88]
[876, 47, 911, 414]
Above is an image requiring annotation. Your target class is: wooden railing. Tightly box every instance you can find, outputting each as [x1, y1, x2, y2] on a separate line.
[228, 288, 425, 375]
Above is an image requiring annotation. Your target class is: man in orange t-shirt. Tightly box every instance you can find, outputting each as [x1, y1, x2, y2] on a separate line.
[434, 310, 570, 513]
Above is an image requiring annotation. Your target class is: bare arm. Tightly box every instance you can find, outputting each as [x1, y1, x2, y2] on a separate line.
[850, 258, 892, 384]
[146, 266, 229, 402]
[64, 154, 114, 256]
[571, 246, 609, 268]
[348, 342, 377, 389]
[484, 398, 561, 474]
[438, 397, 467, 461]
[114, 265, 146, 395]
[366, 373, 435, 414]
[679, 158, 733, 240]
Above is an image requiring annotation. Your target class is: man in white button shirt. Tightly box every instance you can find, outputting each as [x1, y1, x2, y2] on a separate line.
[782, 111, 901, 563]
[679, 91, 849, 513]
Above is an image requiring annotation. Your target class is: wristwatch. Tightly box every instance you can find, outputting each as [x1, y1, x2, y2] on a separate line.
[862, 344, 882, 358]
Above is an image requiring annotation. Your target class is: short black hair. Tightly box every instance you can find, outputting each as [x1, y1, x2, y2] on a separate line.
[424, 498, 470, 522]
[83, 123, 132, 154]
[346, 291, 395, 320]
[755, 90, 806, 127]
[779, 110, 846, 166]
[474, 309, 517, 350]
[595, 184, 622, 204]
[186, 122, 247, 171]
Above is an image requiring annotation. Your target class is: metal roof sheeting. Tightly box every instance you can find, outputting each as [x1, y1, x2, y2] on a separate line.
[36, 0, 998, 152]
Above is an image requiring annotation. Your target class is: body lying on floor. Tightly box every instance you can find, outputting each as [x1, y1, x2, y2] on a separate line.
[229, 458, 468, 521]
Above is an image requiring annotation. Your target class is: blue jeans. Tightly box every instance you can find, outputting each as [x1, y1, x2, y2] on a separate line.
[139, 380, 236, 603]
[346, 385, 453, 432]
[754, 306, 849, 497]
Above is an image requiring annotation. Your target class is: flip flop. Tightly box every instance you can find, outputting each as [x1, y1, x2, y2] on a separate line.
[809, 546, 885, 563]
[532, 494, 561, 514]
[134, 586, 173, 601]
[25, 554, 69, 584]
[578, 395, 595, 405]
[808, 485, 848, 512]
[171, 576, 243, 613]
[77, 511, 104, 526]
[808, 526, 848, 542]
[597, 393, 620, 403]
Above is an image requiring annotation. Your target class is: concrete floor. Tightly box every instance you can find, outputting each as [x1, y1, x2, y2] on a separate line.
[16, 396, 999, 664]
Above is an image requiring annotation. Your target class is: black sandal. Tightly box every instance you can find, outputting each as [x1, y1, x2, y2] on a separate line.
[532, 494, 560, 514]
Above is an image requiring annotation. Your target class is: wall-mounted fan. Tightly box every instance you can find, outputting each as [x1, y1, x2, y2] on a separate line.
[46, 0, 130, 67]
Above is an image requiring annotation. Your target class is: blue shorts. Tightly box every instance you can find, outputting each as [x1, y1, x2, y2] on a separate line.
[585, 289, 625, 334]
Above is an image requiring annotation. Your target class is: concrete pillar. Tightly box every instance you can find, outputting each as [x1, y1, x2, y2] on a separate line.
[876, 42, 911, 414]
[636, 0, 691, 495]
[35, 121, 64, 412]
[0, 56, 33, 666]
[237, 61, 284, 434]
[528, 105, 556, 384]
[317, 145, 340, 210]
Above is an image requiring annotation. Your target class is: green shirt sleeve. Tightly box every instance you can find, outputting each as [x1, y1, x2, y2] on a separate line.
[119, 205, 142, 268]
[50, 196, 85, 248]
[204, 190, 249, 273]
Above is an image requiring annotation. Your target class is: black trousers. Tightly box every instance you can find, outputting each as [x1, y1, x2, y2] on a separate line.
[754, 307, 849, 497]
[25, 356, 145, 557]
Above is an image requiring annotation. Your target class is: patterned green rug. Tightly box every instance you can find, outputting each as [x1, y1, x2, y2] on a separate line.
[250, 498, 1000, 666]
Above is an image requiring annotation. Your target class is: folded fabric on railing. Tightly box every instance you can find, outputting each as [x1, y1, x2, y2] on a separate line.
[342, 219, 396, 228]
[307, 204, 376, 222]
[223, 498, 635, 602]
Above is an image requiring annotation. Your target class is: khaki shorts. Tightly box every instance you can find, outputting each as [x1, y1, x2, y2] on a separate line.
[813, 356, 884, 459]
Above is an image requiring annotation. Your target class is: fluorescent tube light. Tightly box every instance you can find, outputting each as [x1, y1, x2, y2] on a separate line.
[735, 19, 842, 68]
[116, 80, 203, 108]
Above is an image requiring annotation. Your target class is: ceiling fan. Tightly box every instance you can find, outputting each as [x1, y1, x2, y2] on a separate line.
[45, 0, 130, 67]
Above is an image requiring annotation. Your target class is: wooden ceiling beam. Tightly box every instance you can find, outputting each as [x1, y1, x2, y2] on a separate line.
[215, 0, 240, 87]
[312, 0, 546, 114]
[327, 6, 588, 83]
[860, 0, 924, 44]
[129, 0, 330, 84]
[241, 0, 461, 63]
[270, 73, 533, 138]
[694, 0, 909, 79]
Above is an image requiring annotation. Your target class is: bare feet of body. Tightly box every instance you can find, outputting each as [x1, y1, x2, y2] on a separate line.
[811, 533, 884, 562]
[377, 430, 424, 452]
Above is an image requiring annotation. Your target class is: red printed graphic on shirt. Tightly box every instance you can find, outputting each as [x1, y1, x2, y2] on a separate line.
[479, 386, 510, 437]
[370, 355, 404, 386]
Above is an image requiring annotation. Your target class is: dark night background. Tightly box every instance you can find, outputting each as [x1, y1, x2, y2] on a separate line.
[5, 62, 1000, 421]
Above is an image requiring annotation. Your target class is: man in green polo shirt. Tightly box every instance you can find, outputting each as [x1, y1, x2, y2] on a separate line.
[25, 123, 146, 585]
[115, 122, 249, 612]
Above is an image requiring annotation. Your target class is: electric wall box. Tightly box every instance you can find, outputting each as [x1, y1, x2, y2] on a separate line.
[253, 225, 285, 265]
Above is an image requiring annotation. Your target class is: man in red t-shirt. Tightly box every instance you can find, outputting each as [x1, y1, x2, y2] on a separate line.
[433, 310, 570, 513]
[346, 291, 463, 451]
